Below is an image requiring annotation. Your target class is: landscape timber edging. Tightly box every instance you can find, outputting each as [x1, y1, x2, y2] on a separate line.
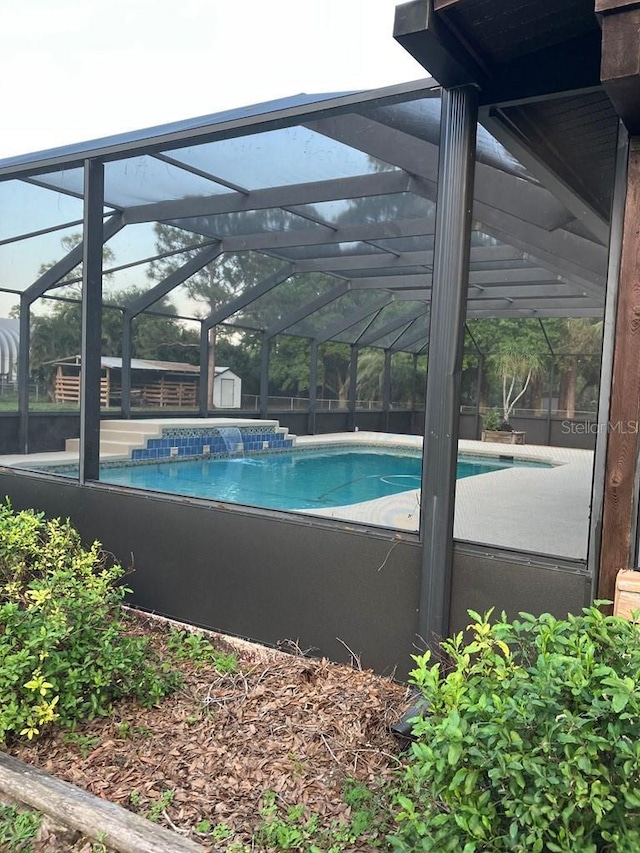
[0, 751, 214, 853]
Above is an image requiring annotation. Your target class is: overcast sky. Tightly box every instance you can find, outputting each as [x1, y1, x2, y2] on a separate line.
[0, 0, 426, 160]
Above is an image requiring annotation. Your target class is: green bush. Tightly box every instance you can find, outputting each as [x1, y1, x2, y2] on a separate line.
[390, 606, 640, 853]
[166, 628, 238, 673]
[482, 407, 501, 431]
[0, 501, 177, 742]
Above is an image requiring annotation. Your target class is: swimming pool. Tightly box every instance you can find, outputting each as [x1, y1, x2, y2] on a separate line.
[97, 446, 550, 510]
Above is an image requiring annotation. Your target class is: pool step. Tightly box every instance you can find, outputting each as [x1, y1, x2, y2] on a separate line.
[65, 421, 163, 457]
[64, 420, 296, 458]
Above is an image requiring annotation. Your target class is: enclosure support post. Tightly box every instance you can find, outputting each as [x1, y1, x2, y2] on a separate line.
[597, 127, 634, 600]
[79, 159, 104, 484]
[198, 320, 208, 417]
[546, 358, 555, 446]
[308, 340, 318, 435]
[475, 355, 484, 439]
[410, 353, 419, 433]
[18, 297, 31, 454]
[121, 312, 133, 419]
[348, 346, 358, 431]
[418, 85, 478, 645]
[410, 353, 418, 411]
[382, 349, 392, 432]
[260, 334, 270, 420]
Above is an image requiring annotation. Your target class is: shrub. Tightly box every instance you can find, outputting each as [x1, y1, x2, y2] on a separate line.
[482, 407, 501, 431]
[166, 628, 238, 673]
[0, 501, 177, 742]
[390, 606, 640, 853]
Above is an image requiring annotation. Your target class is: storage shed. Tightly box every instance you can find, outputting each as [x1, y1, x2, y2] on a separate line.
[52, 356, 241, 409]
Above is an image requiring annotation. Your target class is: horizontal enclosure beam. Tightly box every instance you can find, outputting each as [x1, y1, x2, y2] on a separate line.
[187, 215, 438, 253]
[292, 242, 527, 274]
[124, 170, 417, 224]
[467, 307, 603, 318]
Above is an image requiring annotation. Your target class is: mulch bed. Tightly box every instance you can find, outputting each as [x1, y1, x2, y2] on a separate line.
[5, 612, 410, 851]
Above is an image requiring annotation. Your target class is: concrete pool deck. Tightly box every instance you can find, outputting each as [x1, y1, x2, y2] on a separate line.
[297, 433, 592, 560]
[0, 428, 593, 561]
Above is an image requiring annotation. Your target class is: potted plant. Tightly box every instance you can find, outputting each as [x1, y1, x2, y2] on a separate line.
[481, 406, 525, 444]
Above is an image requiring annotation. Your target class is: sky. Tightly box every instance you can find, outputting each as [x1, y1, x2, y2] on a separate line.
[0, 0, 427, 160]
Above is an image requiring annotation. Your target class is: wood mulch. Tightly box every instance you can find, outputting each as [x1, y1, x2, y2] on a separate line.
[4, 612, 410, 851]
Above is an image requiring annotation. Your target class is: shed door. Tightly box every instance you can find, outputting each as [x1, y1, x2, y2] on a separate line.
[220, 377, 235, 407]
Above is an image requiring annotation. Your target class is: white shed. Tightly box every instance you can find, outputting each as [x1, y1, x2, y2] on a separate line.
[213, 366, 242, 409]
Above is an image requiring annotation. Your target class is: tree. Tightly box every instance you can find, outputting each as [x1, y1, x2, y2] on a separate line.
[29, 287, 197, 393]
[149, 224, 283, 406]
[356, 349, 422, 406]
[555, 318, 602, 417]
[356, 349, 385, 403]
[37, 232, 115, 293]
[489, 340, 544, 426]
[320, 342, 351, 405]
[465, 317, 603, 420]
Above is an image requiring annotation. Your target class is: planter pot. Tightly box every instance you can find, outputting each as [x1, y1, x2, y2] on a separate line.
[481, 430, 526, 445]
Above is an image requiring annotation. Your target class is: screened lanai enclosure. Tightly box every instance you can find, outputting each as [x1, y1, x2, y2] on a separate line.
[0, 0, 635, 675]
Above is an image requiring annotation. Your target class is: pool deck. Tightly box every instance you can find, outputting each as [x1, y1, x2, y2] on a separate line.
[297, 433, 592, 560]
[0, 428, 593, 561]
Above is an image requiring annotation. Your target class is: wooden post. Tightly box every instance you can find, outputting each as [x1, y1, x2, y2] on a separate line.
[599, 139, 640, 599]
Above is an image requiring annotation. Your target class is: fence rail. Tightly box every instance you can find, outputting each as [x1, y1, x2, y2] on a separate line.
[240, 394, 413, 411]
[460, 405, 597, 419]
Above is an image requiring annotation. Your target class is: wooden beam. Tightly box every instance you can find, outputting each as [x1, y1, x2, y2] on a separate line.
[596, 0, 640, 12]
[393, 0, 486, 89]
[599, 5, 640, 134]
[599, 140, 640, 600]
[0, 752, 211, 853]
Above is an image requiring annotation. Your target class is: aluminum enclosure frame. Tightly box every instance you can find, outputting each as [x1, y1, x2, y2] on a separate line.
[0, 69, 618, 671]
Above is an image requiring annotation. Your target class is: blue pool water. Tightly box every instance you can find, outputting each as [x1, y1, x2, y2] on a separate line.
[99, 447, 550, 510]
